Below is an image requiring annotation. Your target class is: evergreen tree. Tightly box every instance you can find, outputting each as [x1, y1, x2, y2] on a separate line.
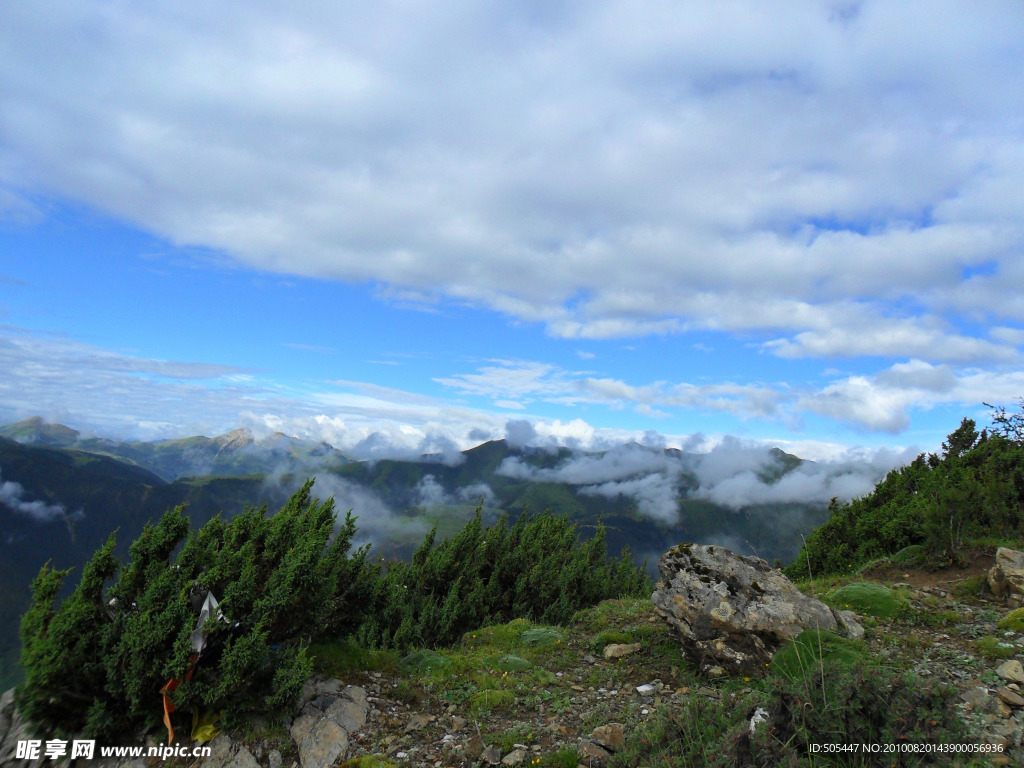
[18, 481, 371, 739]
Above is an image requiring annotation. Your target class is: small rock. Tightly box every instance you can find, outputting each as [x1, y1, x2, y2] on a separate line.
[590, 723, 625, 752]
[404, 713, 431, 733]
[501, 748, 528, 765]
[481, 745, 502, 765]
[451, 715, 467, 730]
[327, 697, 368, 733]
[997, 687, 1024, 707]
[578, 741, 612, 764]
[268, 750, 283, 768]
[603, 643, 641, 659]
[959, 686, 991, 709]
[635, 684, 657, 696]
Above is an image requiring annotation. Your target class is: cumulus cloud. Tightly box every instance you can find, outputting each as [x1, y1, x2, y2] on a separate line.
[0, 467, 79, 523]
[2, 2, 1022, 360]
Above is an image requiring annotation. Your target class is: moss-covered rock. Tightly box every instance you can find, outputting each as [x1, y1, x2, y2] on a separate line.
[998, 607, 1024, 632]
[824, 582, 908, 619]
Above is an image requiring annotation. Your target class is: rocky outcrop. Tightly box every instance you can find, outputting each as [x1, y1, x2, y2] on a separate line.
[651, 542, 863, 676]
[0, 678, 367, 768]
[989, 547, 1024, 598]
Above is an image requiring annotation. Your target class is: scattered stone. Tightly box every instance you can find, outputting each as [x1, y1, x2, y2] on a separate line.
[481, 745, 502, 765]
[602, 643, 640, 659]
[578, 740, 612, 763]
[960, 686, 991, 709]
[327, 696, 368, 733]
[997, 687, 1024, 707]
[450, 715, 467, 730]
[501, 748, 528, 765]
[403, 714, 431, 733]
[635, 684, 657, 696]
[989, 548, 1024, 598]
[268, 750, 283, 768]
[291, 716, 348, 768]
[996, 660, 1024, 684]
[651, 542, 863, 676]
[590, 723, 625, 752]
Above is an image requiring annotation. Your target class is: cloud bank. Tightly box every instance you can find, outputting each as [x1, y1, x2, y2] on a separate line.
[497, 437, 915, 523]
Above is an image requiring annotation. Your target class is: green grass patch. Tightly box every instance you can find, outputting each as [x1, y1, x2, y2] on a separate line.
[485, 653, 532, 672]
[541, 747, 581, 768]
[953, 575, 989, 599]
[771, 629, 871, 683]
[591, 630, 633, 653]
[462, 618, 533, 650]
[976, 636, 1018, 660]
[467, 688, 515, 714]
[824, 581, 908, 618]
[400, 649, 453, 674]
[520, 627, 562, 646]
[338, 758, 399, 768]
[572, 597, 652, 632]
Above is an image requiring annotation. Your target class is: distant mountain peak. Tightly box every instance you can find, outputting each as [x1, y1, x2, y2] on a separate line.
[214, 427, 255, 451]
[0, 416, 80, 447]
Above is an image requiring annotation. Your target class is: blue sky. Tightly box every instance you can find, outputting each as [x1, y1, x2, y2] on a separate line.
[2, 1, 1024, 463]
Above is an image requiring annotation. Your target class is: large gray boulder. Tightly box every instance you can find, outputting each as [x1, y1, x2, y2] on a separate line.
[989, 547, 1024, 598]
[652, 543, 863, 676]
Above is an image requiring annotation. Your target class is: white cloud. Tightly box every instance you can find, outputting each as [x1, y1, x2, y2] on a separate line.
[0, 467, 78, 522]
[1, 1, 1022, 358]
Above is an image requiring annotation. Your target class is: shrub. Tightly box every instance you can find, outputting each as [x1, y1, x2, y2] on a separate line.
[356, 510, 650, 651]
[745, 665, 971, 766]
[17, 481, 371, 740]
[787, 410, 1024, 579]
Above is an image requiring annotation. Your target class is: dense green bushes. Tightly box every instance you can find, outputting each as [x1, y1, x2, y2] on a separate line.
[788, 413, 1024, 580]
[356, 510, 650, 650]
[18, 485, 649, 739]
[18, 481, 370, 739]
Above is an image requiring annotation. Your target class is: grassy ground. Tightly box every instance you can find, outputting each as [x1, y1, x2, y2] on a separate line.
[264, 543, 1024, 767]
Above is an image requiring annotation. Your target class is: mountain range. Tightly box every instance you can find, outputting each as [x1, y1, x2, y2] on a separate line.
[0, 417, 831, 689]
